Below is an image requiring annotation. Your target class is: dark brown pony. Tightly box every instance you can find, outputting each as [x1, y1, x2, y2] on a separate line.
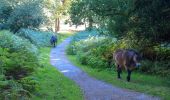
[113, 49, 141, 82]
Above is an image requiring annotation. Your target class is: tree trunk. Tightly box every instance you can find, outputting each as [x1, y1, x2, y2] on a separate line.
[89, 19, 93, 28]
[55, 18, 60, 32]
[88, 16, 93, 30]
[55, 18, 58, 32]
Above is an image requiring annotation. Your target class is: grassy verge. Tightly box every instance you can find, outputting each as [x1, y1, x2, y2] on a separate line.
[67, 55, 170, 100]
[31, 32, 83, 100]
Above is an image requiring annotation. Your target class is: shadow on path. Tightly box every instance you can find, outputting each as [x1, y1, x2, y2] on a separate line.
[50, 37, 160, 100]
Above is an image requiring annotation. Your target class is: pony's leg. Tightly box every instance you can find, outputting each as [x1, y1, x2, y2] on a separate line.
[117, 65, 122, 79]
[127, 69, 131, 82]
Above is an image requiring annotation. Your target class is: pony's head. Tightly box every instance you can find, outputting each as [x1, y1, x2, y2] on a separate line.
[132, 51, 142, 68]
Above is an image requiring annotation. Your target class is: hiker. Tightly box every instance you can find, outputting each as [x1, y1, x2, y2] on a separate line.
[50, 35, 57, 47]
[113, 49, 141, 82]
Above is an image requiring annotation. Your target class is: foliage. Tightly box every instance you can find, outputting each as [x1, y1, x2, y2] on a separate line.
[70, 0, 170, 43]
[16, 29, 54, 47]
[67, 30, 116, 69]
[44, 0, 72, 18]
[0, 0, 12, 23]
[0, 30, 38, 57]
[140, 60, 170, 77]
[67, 30, 170, 77]
[133, 0, 170, 43]
[66, 30, 100, 55]
[0, 30, 39, 99]
[7, 0, 45, 32]
[0, 0, 46, 32]
[44, 0, 72, 31]
[18, 76, 39, 93]
[69, 0, 97, 28]
[0, 30, 73, 99]
[0, 30, 39, 78]
[0, 79, 31, 100]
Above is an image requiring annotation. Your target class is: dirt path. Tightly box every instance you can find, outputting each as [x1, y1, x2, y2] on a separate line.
[50, 38, 160, 100]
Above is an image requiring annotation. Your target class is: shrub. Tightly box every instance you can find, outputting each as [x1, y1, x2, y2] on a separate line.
[16, 29, 54, 47]
[0, 0, 13, 24]
[67, 30, 170, 77]
[140, 60, 170, 77]
[0, 30, 40, 99]
[18, 76, 39, 92]
[6, 0, 45, 32]
[0, 30, 38, 79]
[0, 79, 31, 100]
[67, 30, 116, 69]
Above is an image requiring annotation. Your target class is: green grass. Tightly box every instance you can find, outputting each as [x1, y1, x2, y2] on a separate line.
[31, 32, 83, 100]
[67, 55, 170, 100]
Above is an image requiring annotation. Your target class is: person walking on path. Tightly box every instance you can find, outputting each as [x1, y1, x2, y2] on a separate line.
[50, 35, 57, 47]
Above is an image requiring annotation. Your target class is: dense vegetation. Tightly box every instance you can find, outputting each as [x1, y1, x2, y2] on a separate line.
[69, 0, 170, 77]
[67, 30, 170, 77]
[0, 0, 170, 99]
[0, 29, 82, 99]
[0, 29, 50, 99]
[0, 0, 82, 99]
[0, 30, 39, 99]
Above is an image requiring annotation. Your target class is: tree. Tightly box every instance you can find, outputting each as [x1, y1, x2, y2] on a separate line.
[7, 0, 45, 33]
[45, 0, 72, 32]
[70, 0, 98, 29]
[132, 0, 170, 43]
[70, 0, 170, 43]
[0, 0, 46, 32]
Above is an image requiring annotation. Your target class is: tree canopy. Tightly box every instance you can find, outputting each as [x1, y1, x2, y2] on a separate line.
[0, 0, 45, 32]
[70, 0, 170, 43]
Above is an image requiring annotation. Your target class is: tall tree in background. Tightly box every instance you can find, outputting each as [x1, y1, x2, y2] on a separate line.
[70, 0, 170, 43]
[70, 0, 97, 29]
[45, 0, 72, 32]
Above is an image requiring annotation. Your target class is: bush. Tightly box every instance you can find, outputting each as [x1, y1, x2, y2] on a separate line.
[0, 0, 13, 23]
[0, 30, 39, 78]
[18, 76, 39, 92]
[6, 0, 45, 32]
[67, 30, 116, 69]
[0, 79, 31, 99]
[140, 60, 170, 77]
[16, 29, 54, 47]
[68, 30, 170, 77]
[0, 30, 39, 99]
